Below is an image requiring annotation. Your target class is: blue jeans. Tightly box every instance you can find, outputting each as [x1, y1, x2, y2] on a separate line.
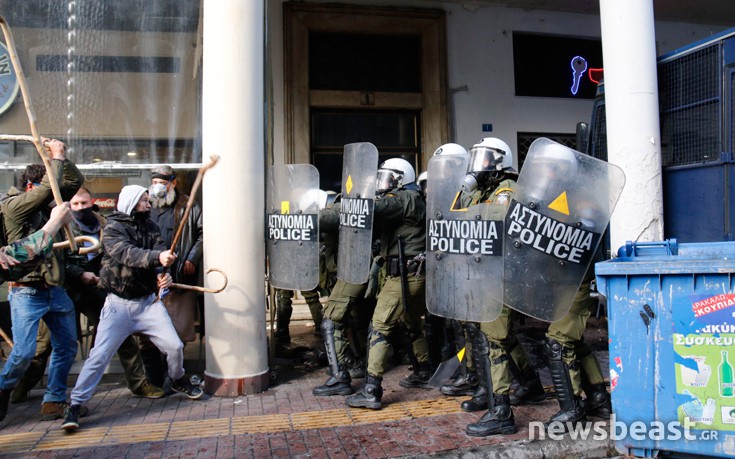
[0, 286, 77, 403]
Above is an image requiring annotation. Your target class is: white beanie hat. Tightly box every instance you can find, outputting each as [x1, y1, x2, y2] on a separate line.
[117, 185, 148, 215]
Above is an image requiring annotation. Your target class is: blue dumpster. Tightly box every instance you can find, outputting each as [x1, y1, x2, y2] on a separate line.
[596, 240, 735, 458]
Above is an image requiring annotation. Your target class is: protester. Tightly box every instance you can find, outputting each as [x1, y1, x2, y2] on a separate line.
[140, 165, 203, 389]
[62, 185, 202, 432]
[0, 139, 84, 422]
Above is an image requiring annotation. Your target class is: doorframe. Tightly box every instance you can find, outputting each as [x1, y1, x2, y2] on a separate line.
[283, 3, 448, 170]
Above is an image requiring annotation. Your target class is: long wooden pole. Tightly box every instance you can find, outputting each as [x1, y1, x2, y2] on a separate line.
[0, 16, 77, 251]
[169, 155, 220, 253]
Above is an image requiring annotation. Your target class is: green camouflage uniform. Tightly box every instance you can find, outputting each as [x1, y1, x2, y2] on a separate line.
[0, 230, 54, 281]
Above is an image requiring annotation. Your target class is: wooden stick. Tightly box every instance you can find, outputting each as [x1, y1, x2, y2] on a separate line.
[52, 235, 101, 255]
[170, 268, 228, 293]
[0, 134, 35, 143]
[169, 155, 220, 253]
[0, 325, 13, 349]
[0, 16, 77, 251]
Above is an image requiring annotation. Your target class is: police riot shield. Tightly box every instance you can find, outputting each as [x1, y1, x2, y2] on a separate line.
[502, 138, 625, 322]
[425, 154, 505, 322]
[266, 164, 320, 290]
[337, 142, 378, 284]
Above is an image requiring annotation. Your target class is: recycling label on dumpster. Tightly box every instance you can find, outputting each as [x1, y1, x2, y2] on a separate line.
[673, 293, 735, 431]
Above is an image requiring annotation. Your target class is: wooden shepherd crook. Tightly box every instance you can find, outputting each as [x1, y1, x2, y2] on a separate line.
[0, 16, 77, 251]
[167, 155, 226, 294]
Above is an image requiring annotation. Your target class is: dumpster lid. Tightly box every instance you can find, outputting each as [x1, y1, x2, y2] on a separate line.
[596, 239, 735, 277]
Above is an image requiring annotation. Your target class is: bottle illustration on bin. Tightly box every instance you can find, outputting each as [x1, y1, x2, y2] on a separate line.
[720, 350, 734, 397]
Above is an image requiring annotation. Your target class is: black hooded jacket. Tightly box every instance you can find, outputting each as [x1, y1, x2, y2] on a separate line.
[98, 211, 166, 299]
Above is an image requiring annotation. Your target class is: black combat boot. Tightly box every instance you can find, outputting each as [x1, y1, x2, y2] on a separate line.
[466, 394, 517, 437]
[460, 382, 488, 412]
[509, 369, 546, 405]
[440, 371, 478, 397]
[345, 374, 383, 409]
[399, 362, 432, 389]
[313, 368, 353, 396]
[582, 382, 612, 418]
[0, 389, 10, 422]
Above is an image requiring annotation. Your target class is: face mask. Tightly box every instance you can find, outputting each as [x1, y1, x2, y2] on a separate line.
[132, 210, 150, 221]
[72, 207, 98, 227]
[150, 183, 167, 199]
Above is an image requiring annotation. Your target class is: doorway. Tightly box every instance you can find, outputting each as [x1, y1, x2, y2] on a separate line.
[283, 3, 448, 182]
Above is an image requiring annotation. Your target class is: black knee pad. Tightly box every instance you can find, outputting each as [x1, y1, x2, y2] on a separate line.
[544, 338, 565, 361]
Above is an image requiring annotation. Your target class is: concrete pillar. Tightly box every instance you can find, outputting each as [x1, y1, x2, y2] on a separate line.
[201, 0, 269, 395]
[599, 0, 664, 252]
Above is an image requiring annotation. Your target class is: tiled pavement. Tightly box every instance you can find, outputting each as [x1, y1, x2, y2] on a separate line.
[0, 320, 616, 458]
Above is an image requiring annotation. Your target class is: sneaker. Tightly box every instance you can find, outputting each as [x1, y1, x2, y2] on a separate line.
[61, 404, 84, 432]
[131, 381, 166, 399]
[42, 402, 89, 421]
[171, 377, 204, 400]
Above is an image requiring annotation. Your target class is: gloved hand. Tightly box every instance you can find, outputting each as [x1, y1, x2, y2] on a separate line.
[364, 256, 384, 299]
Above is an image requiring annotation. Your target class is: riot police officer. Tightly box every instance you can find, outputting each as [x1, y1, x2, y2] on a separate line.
[543, 267, 612, 426]
[345, 158, 430, 410]
[458, 138, 546, 437]
[312, 192, 372, 396]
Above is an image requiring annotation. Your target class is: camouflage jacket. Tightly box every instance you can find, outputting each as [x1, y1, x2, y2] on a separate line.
[1, 159, 84, 285]
[98, 211, 166, 299]
[0, 230, 54, 282]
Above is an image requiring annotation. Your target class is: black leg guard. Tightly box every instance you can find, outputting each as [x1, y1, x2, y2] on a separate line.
[466, 394, 517, 437]
[545, 339, 586, 427]
[313, 319, 353, 396]
[424, 312, 446, 371]
[345, 374, 383, 409]
[461, 323, 492, 413]
[275, 290, 293, 343]
[321, 318, 340, 377]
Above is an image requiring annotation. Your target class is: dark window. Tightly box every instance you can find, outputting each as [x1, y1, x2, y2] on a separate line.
[309, 32, 421, 92]
[311, 109, 420, 191]
[513, 32, 603, 99]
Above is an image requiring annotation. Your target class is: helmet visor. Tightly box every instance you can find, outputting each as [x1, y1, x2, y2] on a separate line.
[468, 146, 505, 173]
[376, 169, 399, 192]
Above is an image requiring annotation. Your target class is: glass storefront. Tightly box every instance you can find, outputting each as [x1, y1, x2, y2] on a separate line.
[0, 0, 202, 201]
